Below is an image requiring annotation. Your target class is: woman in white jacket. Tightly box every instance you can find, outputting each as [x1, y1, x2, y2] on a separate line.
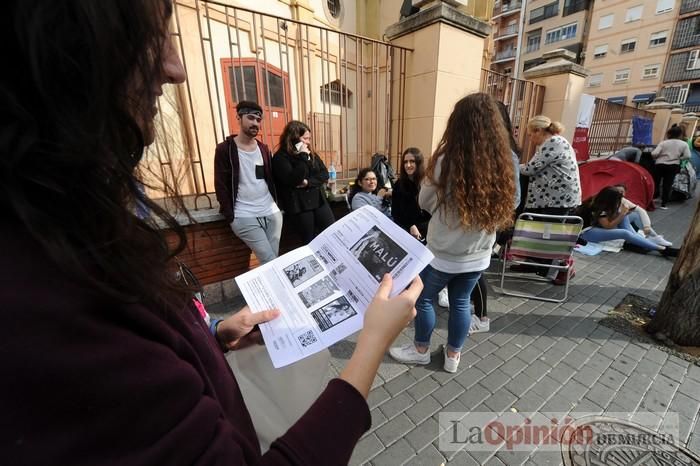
[389, 93, 515, 373]
[652, 124, 691, 209]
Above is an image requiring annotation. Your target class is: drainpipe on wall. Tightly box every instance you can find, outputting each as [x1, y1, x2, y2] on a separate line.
[513, 0, 527, 79]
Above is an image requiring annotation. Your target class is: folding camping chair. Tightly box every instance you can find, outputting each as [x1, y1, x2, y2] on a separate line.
[499, 213, 583, 303]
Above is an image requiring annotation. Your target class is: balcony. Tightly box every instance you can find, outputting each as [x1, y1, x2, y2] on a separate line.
[494, 24, 519, 40]
[493, 2, 522, 19]
[671, 16, 700, 50]
[563, 0, 589, 17]
[663, 51, 700, 83]
[681, 0, 700, 15]
[493, 49, 517, 62]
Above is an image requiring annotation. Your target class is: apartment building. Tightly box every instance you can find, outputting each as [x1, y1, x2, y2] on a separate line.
[660, 0, 700, 112]
[582, 0, 675, 107]
[519, 0, 592, 76]
[490, 0, 526, 75]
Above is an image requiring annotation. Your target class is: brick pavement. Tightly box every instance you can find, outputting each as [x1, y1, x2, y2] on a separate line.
[337, 194, 700, 466]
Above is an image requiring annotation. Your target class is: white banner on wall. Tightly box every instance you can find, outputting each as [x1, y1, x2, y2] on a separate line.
[576, 93, 596, 128]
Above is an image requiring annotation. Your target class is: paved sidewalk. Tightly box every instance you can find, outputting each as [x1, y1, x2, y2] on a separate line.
[333, 195, 700, 466]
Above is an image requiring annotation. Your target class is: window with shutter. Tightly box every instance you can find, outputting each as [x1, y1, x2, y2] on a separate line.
[625, 5, 643, 22]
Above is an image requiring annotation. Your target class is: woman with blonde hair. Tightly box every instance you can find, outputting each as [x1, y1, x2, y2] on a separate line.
[389, 93, 515, 373]
[520, 115, 581, 214]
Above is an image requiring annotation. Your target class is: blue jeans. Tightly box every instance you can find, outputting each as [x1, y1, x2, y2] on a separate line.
[414, 265, 482, 353]
[626, 210, 657, 237]
[581, 215, 660, 251]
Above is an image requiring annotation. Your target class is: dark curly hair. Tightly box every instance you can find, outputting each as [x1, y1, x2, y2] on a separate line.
[1, 0, 191, 310]
[426, 93, 515, 232]
[591, 187, 623, 220]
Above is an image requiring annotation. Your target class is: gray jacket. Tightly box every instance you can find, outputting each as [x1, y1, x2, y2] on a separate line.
[419, 155, 495, 272]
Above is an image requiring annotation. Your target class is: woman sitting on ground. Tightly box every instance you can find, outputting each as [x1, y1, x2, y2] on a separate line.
[612, 184, 672, 247]
[350, 167, 392, 217]
[577, 187, 678, 257]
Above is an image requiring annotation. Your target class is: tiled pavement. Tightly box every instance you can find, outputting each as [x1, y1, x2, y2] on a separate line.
[211, 193, 700, 465]
[333, 194, 700, 466]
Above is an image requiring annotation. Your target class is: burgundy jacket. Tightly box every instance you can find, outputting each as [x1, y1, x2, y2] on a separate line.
[0, 219, 370, 465]
[214, 136, 277, 223]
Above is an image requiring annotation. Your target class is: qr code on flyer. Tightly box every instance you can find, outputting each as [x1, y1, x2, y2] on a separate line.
[297, 330, 318, 348]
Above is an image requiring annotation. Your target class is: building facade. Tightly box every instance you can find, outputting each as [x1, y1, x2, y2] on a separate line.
[490, 0, 526, 75]
[660, 0, 700, 112]
[582, 0, 675, 107]
[518, 0, 591, 76]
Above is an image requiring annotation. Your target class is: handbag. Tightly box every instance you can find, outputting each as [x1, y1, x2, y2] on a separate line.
[227, 346, 331, 453]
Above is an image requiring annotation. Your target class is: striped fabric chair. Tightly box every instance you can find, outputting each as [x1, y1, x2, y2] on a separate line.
[499, 213, 583, 303]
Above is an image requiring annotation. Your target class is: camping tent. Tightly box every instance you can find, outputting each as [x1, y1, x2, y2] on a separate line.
[579, 159, 655, 210]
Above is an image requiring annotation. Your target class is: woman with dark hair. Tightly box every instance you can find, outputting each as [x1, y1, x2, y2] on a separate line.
[390, 93, 515, 373]
[577, 188, 678, 256]
[0, 1, 422, 463]
[349, 167, 392, 216]
[391, 147, 430, 240]
[652, 124, 691, 209]
[273, 120, 335, 243]
[495, 101, 522, 209]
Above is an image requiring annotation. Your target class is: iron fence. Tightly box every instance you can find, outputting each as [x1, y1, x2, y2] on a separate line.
[144, 0, 409, 208]
[587, 98, 655, 156]
[480, 68, 545, 160]
[493, 1, 522, 16]
[495, 24, 519, 39]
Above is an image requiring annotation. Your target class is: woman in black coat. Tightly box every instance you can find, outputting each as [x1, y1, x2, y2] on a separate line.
[392, 147, 430, 241]
[273, 121, 335, 243]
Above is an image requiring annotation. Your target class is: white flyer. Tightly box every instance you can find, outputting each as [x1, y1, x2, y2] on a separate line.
[235, 206, 434, 368]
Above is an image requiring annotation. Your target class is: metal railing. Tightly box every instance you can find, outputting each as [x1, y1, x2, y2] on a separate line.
[480, 68, 545, 160]
[682, 103, 700, 113]
[493, 1, 522, 16]
[494, 49, 517, 61]
[588, 98, 655, 156]
[562, 0, 589, 17]
[144, 0, 409, 208]
[681, 0, 700, 15]
[495, 24, 519, 39]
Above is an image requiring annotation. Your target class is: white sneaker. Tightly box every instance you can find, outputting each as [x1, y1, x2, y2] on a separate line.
[650, 235, 672, 247]
[438, 288, 449, 308]
[443, 345, 460, 373]
[469, 317, 490, 334]
[636, 229, 646, 239]
[389, 343, 431, 365]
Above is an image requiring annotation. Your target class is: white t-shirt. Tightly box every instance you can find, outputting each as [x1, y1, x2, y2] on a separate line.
[233, 145, 279, 219]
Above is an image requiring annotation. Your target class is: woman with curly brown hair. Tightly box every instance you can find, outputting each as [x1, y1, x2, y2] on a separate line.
[390, 93, 515, 373]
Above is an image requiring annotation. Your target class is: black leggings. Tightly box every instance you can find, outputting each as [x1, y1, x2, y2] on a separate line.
[287, 202, 335, 244]
[471, 274, 488, 318]
[653, 164, 680, 207]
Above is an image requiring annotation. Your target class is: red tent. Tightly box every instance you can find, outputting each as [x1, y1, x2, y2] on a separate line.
[578, 160, 655, 211]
